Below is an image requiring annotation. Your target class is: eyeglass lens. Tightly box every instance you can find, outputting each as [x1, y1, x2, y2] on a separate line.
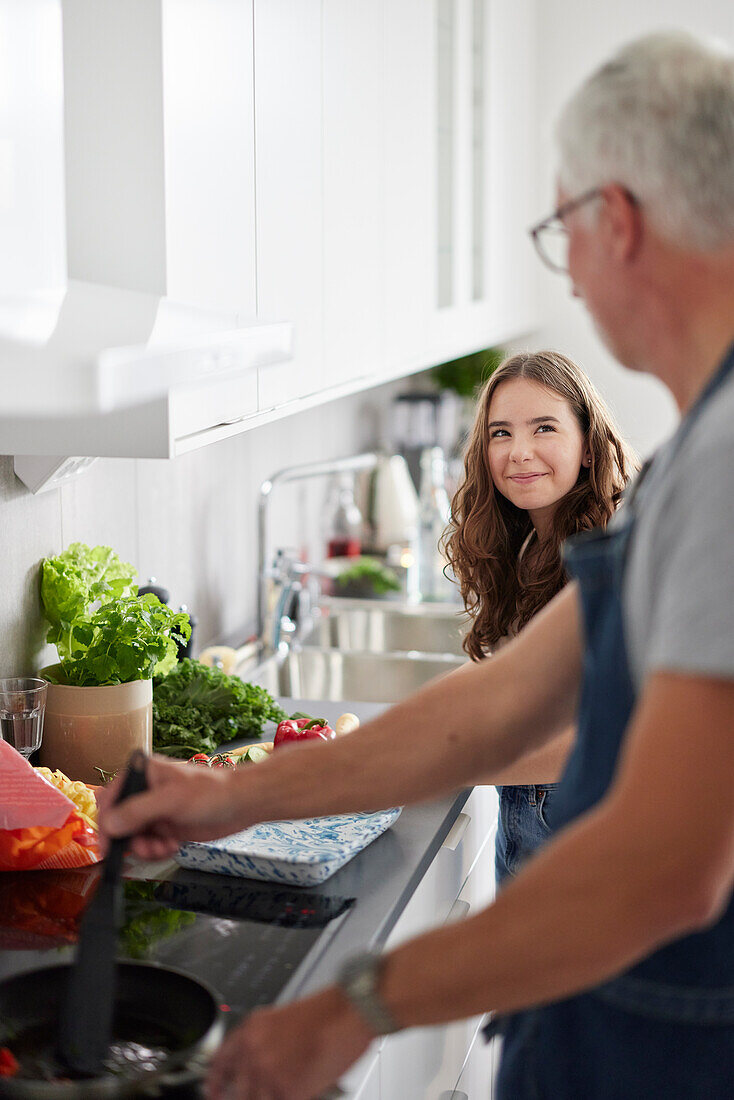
[537, 223, 569, 273]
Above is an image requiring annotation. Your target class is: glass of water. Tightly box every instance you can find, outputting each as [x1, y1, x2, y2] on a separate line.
[0, 678, 48, 759]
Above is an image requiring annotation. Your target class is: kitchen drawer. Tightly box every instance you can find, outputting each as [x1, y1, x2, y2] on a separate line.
[451, 1013, 500, 1099]
[380, 1015, 480, 1100]
[380, 789, 497, 1100]
[385, 787, 497, 951]
[342, 1046, 382, 1100]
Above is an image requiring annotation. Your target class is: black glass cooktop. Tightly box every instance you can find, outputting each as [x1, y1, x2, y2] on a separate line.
[0, 868, 353, 1012]
[0, 868, 354, 1096]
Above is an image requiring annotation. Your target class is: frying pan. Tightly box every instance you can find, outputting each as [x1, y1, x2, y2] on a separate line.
[0, 959, 224, 1098]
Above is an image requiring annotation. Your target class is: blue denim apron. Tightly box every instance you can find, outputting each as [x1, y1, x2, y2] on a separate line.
[495, 345, 734, 1098]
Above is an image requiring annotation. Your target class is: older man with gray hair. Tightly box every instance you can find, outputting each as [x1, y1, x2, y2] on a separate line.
[103, 30, 734, 1099]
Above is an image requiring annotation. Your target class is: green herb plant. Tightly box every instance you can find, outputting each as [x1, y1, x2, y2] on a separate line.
[335, 556, 401, 596]
[40, 542, 190, 686]
[432, 346, 504, 398]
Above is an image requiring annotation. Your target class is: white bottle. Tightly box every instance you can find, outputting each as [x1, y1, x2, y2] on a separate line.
[416, 447, 454, 602]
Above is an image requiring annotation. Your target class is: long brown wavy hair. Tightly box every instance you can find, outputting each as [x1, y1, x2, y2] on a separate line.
[443, 350, 637, 661]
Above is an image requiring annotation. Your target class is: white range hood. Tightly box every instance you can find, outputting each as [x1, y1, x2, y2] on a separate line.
[1, 0, 292, 471]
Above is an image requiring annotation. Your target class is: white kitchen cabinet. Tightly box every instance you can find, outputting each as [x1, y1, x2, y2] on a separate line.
[485, 0, 539, 340]
[3, 1, 540, 464]
[254, 0, 325, 410]
[321, 0, 386, 394]
[379, 788, 498, 1100]
[383, 0, 539, 390]
[382, 0, 436, 377]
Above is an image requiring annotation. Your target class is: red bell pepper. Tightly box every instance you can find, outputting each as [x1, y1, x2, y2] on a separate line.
[274, 717, 335, 748]
[0, 1048, 19, 1078]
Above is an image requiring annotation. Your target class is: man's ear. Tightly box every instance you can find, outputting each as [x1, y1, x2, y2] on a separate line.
[600, 184, 643, 263]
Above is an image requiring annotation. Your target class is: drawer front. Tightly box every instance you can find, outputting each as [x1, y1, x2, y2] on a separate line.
[380, 1017, 478, 1100]
[380, 789, 498, 1100]
[386, 788, 498, 950]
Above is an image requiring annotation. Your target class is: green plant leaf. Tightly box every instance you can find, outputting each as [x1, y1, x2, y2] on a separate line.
[335, 556, 401, 595]
[432, 346, 504, 398]
[39, 544, 191, 686]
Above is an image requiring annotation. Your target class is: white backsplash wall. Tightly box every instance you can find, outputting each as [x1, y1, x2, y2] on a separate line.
[0, 380, 404, 678]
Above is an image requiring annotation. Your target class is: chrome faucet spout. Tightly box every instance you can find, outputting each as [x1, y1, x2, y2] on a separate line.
[257, 451, 379, 649]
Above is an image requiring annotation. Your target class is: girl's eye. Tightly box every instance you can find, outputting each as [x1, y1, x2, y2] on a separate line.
[490, 429, 509, 439]
[536, 423, 556, 433]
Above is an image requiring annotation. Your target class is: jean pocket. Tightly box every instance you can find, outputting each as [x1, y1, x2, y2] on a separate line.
[536, 787, 554, 832]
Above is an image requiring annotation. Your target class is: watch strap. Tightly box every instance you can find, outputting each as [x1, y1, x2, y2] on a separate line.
[337, 950, 401, 1036]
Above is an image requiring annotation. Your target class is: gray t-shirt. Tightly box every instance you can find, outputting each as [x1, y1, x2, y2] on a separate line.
[622, 366, 734, 692]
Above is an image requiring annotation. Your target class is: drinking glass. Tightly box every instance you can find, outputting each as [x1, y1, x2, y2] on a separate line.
[0, 678, 48, 759]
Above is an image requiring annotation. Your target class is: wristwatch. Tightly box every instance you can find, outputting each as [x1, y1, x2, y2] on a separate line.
[336, 950, 402, 1036]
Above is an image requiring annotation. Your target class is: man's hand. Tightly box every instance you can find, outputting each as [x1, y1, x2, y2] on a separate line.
[205, 988, 374, 1100]
[98, 755, 244, 859]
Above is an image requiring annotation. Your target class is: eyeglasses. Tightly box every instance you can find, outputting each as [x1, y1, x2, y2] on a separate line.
[529, 187, 641, 273]
[528, 188, 603, 274]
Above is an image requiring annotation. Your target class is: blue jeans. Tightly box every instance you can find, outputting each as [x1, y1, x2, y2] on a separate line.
[495, 784, 557, 886]
[497, 993, 734, 1098]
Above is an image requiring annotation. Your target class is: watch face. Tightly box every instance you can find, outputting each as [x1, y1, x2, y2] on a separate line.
[354, 971, 373, 996]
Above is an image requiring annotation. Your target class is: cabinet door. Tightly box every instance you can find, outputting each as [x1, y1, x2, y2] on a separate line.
[384, 0, 495, 382]
[321, 0, 386, 393]
[254, 0, 324, 408]
[382, 0, 435, 377]
[486, 0, 538, 339]
[385, 0, 539, 381]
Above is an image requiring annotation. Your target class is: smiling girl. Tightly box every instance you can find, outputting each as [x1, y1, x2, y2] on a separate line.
[443, 350, 636, 884]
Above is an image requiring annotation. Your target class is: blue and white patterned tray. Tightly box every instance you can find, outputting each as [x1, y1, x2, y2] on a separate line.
[174, 808, 402, 886]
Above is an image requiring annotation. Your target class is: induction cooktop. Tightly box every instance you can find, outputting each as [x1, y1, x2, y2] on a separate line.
[0, 867, 355, 1096]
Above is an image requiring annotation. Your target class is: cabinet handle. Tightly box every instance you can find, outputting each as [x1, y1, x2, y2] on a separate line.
[446, 897, 471, 924]
[442, 812, 470, 851]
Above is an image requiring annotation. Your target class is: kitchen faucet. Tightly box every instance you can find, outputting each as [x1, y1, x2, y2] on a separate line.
[257, 451, 379, 653]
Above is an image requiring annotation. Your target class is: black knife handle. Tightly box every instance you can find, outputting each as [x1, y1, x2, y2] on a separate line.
[115, 750, 148, 807]
[103, 751, 149, 881]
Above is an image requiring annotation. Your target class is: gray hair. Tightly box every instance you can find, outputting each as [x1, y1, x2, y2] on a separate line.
[556, 30, 734, 251]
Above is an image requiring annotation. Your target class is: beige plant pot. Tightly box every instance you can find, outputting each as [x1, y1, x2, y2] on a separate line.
[38, 679, 152, 785]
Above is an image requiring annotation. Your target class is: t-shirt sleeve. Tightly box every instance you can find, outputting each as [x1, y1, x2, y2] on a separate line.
[642, 428, 734, 682]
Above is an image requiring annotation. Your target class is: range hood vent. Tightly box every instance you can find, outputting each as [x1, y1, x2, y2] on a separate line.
[1, 0, 292, 463]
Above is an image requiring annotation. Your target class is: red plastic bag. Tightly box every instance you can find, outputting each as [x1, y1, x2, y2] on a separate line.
[0, 740, 101, 870]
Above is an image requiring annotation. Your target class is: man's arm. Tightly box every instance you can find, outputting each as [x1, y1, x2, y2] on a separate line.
[205, 672, 734, 1100]
[482, 724, 575, 786]
[381, 671, 734, 1023]
[103, 584, 582, 856]
[442, 659, 576, 786]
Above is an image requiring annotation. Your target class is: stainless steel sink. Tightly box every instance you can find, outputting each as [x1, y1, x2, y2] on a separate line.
[248, 646, 464, 704]
[300, 598, 468, 657]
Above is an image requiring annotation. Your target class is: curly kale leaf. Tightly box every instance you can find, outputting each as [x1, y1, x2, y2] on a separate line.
[153, 659, 286, 757]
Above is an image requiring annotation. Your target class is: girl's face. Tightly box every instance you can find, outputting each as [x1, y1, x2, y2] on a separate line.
[487, 378, 590, 537]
